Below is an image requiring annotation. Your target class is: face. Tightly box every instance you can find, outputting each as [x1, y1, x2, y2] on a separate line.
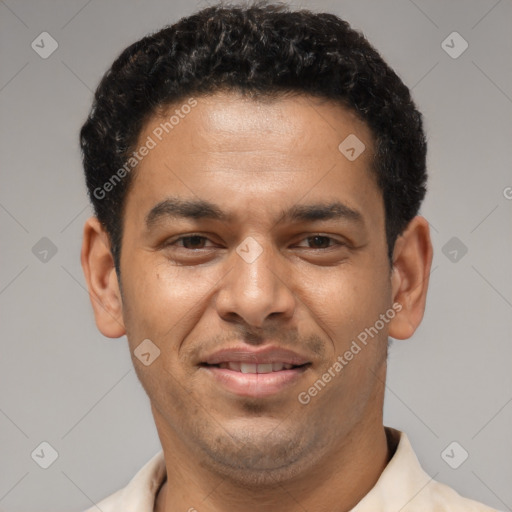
[83, 91, 431, 486]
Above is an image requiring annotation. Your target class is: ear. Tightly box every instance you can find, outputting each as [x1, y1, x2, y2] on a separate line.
[81, 217, 126, 338]
[388, 216, 433, 340]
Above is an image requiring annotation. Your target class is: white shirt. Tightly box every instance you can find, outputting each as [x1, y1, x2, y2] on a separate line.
[85, 428, 498, 511]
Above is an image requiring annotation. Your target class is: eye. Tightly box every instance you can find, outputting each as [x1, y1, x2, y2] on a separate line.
[168, 235, 214, 250]
[164, 234, 344, 252]
[296, 235, 342, 249]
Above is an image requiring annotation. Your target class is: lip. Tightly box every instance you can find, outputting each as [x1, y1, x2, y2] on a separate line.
[199, 345, 311, 398]
[201, 365, 309, 398]
[201, 346, 310, 366]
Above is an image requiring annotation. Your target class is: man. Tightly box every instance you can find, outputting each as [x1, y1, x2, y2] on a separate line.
[79, 3, 497, 511]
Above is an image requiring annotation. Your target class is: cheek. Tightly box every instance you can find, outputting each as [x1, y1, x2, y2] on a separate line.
[297, 262, 391, 346]
[121, 260, 210, 408]
[121, 257, 218, 347]
[300, 265, 390, 409]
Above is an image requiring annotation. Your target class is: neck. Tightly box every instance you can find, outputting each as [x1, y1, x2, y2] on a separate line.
[155, 421, 391, 512]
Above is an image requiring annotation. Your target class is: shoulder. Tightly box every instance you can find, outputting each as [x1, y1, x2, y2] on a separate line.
[357, 428, 501, 512]
[419, 477, 500, 512]
[82, 450, 166, 512]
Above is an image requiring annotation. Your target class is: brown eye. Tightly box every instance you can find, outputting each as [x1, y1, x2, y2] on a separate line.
[306, 236, 332, 249]
[176, 236, 209, 249]
[297, 235, 341, 249]
[166, 235, 214, 250]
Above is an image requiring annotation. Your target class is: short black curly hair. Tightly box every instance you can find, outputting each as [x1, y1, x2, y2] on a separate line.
[80, 1, 427, 273]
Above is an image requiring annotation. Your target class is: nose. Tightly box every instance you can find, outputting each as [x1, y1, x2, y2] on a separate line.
[215, 238, 297, 328]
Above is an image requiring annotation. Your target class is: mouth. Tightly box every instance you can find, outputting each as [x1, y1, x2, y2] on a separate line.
[199, 358, 311, 398]
[198, 345, 312, 398]
[201, 361, 310, 373]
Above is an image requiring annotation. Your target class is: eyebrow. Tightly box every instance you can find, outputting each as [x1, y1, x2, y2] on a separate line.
[145, 196, 363, 229]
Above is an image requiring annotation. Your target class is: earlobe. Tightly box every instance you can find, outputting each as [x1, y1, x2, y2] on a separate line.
[388, 216, 433, 340]
[81, 217, 126, 338]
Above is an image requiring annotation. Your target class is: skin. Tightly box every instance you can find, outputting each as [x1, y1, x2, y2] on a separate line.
[81, 92, 432, 512]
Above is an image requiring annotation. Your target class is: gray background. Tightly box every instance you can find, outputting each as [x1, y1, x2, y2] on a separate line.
[0, 0, 511, 510]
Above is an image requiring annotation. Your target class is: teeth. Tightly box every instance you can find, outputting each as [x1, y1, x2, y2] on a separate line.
[218, 362, 296, 373]
[240, 363, 257, 374]
[257, 363, 273, 374]
[227, 362, 241, 371]
[272, 363, 293, 371]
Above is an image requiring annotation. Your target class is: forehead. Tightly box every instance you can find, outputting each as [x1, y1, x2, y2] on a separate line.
[124, 92, 380, 224]
[149, 92, 372, 161]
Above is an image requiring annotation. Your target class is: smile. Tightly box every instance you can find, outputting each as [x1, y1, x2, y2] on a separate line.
[208, 362, 306, 373]
[200, 362, 311, 398]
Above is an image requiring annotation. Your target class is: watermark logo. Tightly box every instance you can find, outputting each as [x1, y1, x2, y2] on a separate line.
[31, 32, 58, 59]
[441, 441, 469, 469]
[441, 32, 468, 59]
[31, 441, 59, 469]
[338, 134, 366, 161]
[236, 236, 264, 264]
[442, 236, 468, 263]
[134, 339, 161, 366]
[32, 237, 58, 263]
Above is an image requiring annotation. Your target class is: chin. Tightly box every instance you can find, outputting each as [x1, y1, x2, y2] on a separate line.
[196, 423, 331, 488]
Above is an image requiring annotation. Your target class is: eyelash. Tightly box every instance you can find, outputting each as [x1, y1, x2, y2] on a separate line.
[166, 234, 344, 250]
